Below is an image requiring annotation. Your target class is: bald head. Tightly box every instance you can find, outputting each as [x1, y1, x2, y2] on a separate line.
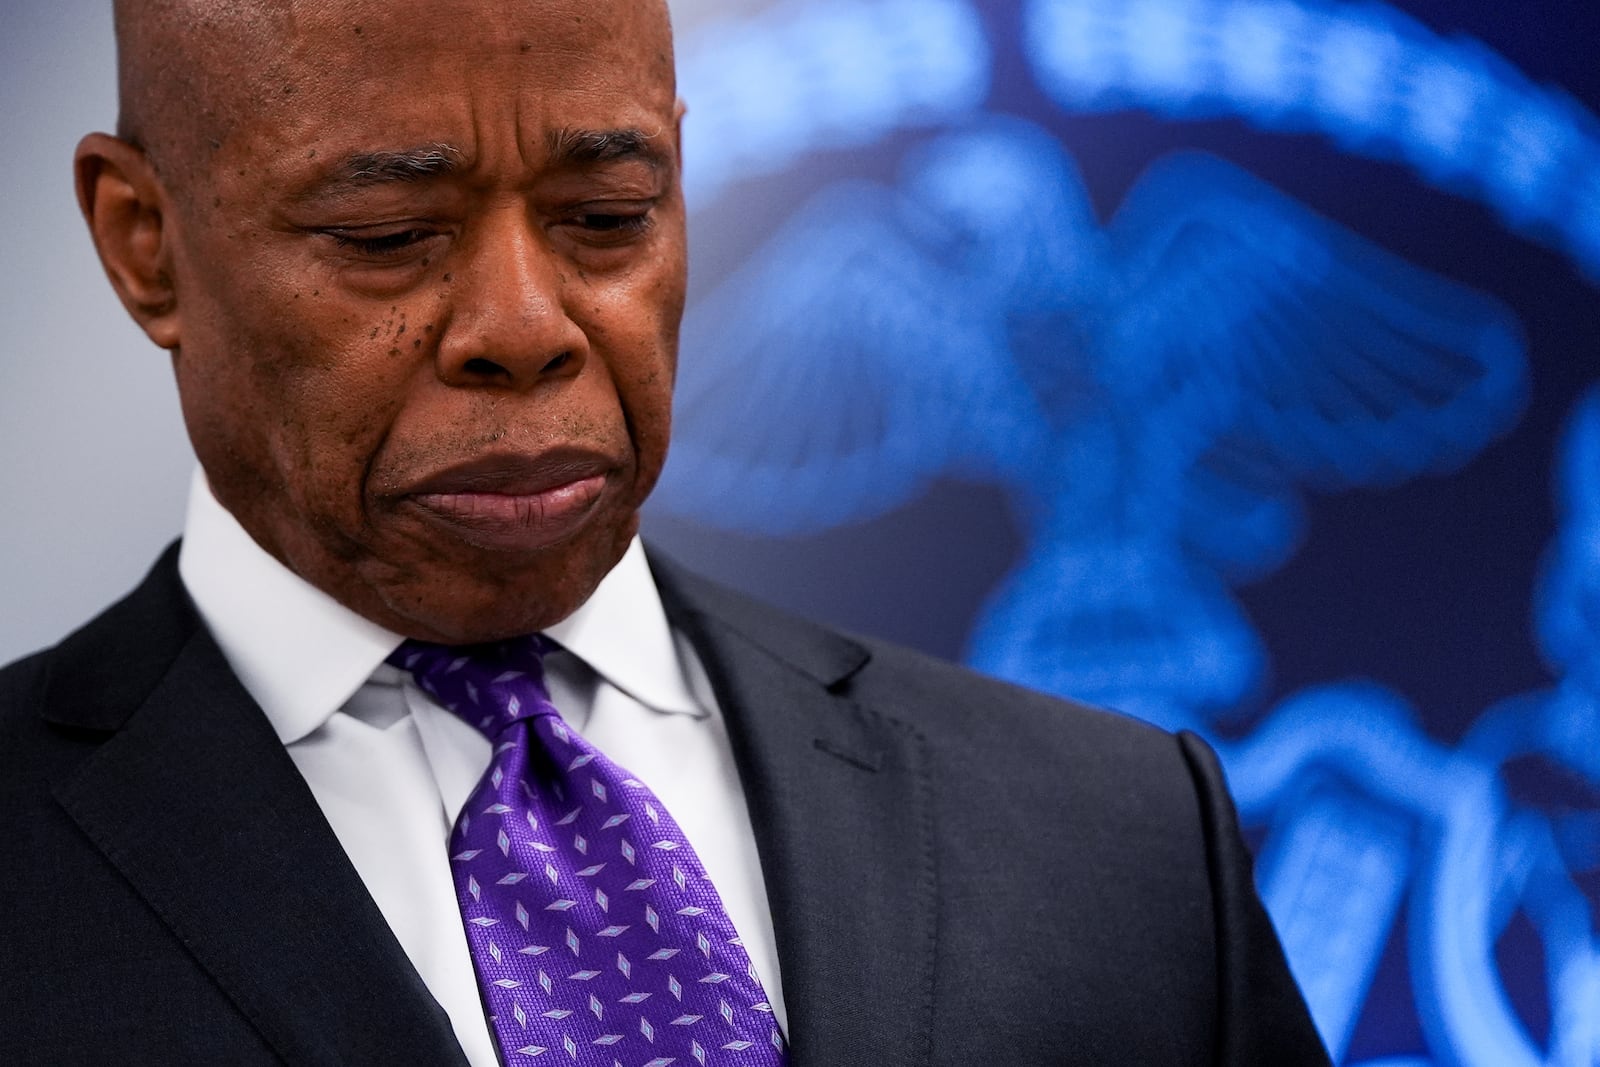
[111, 0, 675, 201]
[112, 0, 285, 194]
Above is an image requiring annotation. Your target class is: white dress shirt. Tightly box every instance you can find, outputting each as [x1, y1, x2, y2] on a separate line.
[176, 471, 787, 1065]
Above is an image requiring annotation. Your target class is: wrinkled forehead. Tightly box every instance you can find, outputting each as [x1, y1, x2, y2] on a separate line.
[287, 4, 672, 142]
[123, 0, 676, 179]
[159, 0, 675, 70]
[272, 0, 675, 77]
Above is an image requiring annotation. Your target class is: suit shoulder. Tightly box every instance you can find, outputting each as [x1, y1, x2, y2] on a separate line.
[650, 550, 1184, 769]
[0, 544, 196, 739]
[0, 648, 50, 726]
[855, 631, 1151, 731]
[848, 628, 1195, 774]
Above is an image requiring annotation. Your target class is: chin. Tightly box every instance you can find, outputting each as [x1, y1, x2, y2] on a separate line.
[385, 524, 636, 643]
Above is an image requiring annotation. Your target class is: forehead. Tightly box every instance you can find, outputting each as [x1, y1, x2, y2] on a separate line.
[217, 0, 675, 170]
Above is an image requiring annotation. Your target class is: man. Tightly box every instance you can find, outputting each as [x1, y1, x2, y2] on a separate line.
[0, 0, 1330, 1064]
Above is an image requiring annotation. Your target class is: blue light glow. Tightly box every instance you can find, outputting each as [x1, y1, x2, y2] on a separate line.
[1215, 2, 1307, 119]
[679, 0, 1600, 272]
[1017, 0, 1600, 279]
[678, 0, 991, 206]
[654, 114, 1563, 1064]
[665, 3, 1597, 1063]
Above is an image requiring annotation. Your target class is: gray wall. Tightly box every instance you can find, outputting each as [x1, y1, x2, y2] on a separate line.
[2, 1, 194, 663]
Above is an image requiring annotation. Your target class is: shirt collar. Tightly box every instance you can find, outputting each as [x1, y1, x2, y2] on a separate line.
[177, 470, 702, 746]
[542, 538, 703, 720]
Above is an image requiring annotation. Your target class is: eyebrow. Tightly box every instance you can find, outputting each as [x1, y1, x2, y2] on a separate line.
[545, 127, 668, 170]
[335, 143, 465, 185]
[290, 143, 467, 205]
[295, 129, 666, 204]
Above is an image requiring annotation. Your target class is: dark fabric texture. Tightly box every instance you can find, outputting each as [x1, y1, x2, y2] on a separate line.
[0, 544, 1331, 1066]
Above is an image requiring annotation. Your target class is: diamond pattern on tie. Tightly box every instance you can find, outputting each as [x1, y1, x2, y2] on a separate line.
[390, 638, 788, 1066]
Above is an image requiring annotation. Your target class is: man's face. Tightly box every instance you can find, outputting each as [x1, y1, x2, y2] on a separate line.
[157, 0, 685, 642]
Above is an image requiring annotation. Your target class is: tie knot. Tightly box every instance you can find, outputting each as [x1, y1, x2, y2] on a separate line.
[387, 635, 560, 738]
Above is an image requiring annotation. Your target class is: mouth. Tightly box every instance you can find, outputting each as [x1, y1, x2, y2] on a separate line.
[398, 449, 616, 552]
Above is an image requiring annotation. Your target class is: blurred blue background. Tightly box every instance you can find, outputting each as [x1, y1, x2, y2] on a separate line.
[3, 1, 1595, 1063]
[647, 1, 1600, 1064]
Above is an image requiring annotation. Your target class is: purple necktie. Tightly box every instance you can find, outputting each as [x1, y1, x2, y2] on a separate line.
[389, 636, 788, 1067]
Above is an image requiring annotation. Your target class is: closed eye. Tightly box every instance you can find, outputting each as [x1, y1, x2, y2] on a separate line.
[576, 212, 651, 233]
[327, 228, 437, 257]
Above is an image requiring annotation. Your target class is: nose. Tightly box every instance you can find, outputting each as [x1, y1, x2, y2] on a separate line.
[434, 206, 588, 389]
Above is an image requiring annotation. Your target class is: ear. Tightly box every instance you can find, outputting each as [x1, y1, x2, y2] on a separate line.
[75, 133, 183, 350]
[672, 97, 687, 171]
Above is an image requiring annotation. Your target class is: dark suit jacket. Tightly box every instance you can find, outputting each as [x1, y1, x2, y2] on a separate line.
[0, 545, 1330, 1065]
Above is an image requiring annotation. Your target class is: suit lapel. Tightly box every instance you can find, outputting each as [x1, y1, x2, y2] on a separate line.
[44, 550, 469, 1067]
[652, 555, 938, 1067]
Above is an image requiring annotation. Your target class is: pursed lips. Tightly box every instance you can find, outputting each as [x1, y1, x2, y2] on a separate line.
[400, 449, 616, 551]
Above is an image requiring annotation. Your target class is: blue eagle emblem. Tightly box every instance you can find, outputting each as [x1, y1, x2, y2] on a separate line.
[659, 0, 1600, 1060]
[659, 117, 1525, 731]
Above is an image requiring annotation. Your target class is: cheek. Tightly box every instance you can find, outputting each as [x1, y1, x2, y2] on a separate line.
[622, 365, 674, 462]
[274, 315, 420, 494]
[594, 248, 684, 387]
[584, 280, 679, 461]
[185, 287, 414, 507]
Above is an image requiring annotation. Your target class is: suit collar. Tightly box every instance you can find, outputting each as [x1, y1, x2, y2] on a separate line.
[647, 548, 872, 694]
[43, 548, 470, 1067]
[650, 551, 938, 1067]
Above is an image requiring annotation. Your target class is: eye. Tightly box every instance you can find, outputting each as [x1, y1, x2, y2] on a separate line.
[326, 228, 438, 258]
[565, 207, 655, 244]
[578, 212, 649, 232]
